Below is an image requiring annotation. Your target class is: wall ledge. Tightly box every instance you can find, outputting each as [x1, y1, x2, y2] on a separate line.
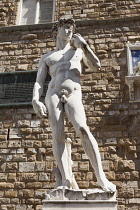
[1, 15, 140, 33]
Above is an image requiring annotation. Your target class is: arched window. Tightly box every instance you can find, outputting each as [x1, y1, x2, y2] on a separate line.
[17, 0, 55, 25]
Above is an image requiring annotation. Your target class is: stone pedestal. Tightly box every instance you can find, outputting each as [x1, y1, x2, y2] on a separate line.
[43, 188, 117, 210]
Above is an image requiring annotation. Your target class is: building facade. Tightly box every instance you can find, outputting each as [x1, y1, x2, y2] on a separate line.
[0, 0, 140, 209]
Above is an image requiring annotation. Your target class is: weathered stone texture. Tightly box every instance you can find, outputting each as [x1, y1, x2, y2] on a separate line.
[0, 0, 140, 27]
[0, 3, 140, 209]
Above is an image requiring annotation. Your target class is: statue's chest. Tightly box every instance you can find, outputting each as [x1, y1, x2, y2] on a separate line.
[45, 48, 82, 66]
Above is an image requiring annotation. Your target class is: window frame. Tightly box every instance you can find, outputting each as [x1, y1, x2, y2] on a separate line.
[125, 41, 140, 102]
[127, 41, 140, 76]
[0, 70, 51, 107]
[17, 0, 55, 25]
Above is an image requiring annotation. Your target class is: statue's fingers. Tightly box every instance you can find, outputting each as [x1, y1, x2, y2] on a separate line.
[40, 107, 47, 117]
[42, 104, 47, 114]
[40, 108, 44, 115]
[73, 33, 81, 37]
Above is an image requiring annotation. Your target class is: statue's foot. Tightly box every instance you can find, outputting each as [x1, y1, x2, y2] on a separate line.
[56, 185, 69, 190]
[56, 179, 71, 190]
[97, 178, 116, 192]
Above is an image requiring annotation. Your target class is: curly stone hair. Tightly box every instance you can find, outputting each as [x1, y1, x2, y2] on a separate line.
[52, 18, 76, 39]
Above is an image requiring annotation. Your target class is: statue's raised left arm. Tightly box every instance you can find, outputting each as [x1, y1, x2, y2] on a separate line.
[71, 34, 101, 71]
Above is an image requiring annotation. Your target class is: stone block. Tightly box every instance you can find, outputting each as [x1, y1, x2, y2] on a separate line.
[0, 135, 7, 141]
[78, 161, 89, 171]
[26, 148, 37, 154]
[77, 181, 89, 188]
[83, 172, 93, 181]
[28, 154, 36, 161]
[0, 173, 7, 181]
[0, 183, 14, 189]
[5, 190, 17, 198]
[35, 162, 45, 171]
[118, 160, 135, 171]
[105, 171, 116, 180]
[31, 120, 41, 128]
[0, 198, 10, 204]
[8, 140, 21, 148]
[18, 189, 34, 198]
[13, 155, 27, 162]
[17, 120, 30, 128]
[95, 38, 105, 44]
[92, 85, 106, 92]
[17, 148, 24, 154]
[16, 204, 26, 210]
[118, 187, 134, 198]
[14, 182, 25, 189]
[22, 140, 33, 148]
[1, 155, 12, 163]
[42, 140, 52, 148]
[20, 128, 32, 134]
[126, 181, 138, 189]
[0, 191, 4, 198]
[7, 173, 16, 182]
[0, 129, 8, 135]
[25, 198, 34, 204]
[127, 198, 140, 204]
[33, 140, 42, 147]
[22, 34, 37, 40]
[39, 173, 50, 181]
[21, 173, 38, 182]
[38, 148, 46, 154]
[23, 49, 32, 55]
[10, 198, 19, 204]
[9, 134, 22, 140]
[72, 161, 78, 172]
[131, 171, 139, 180]
[19, 162, 35, 172]
[26, 182, 42, 189]
[36, 205, 43, 210]
[32, 128, 43, 133]
[45, 162, 53, 172]
[24, 134, 37, 140]
[118, 205, 125, 210]
[9, 128, 20, 135]
[6, 163, 18, 171]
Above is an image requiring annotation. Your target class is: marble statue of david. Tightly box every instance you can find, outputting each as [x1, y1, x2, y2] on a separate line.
[32, 18, 116, 192]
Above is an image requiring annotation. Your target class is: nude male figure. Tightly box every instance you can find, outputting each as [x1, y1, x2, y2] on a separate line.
[32, 18, 116, 192]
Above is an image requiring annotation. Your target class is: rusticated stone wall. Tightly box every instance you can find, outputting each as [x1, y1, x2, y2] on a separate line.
[58, 0, 140, 21]
[1, 0, 140, 26]
[0, 0, 19, 26]
[0, 17, 140, 210]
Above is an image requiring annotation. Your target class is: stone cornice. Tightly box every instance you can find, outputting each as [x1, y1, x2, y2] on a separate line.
[0, 15, 140, 33]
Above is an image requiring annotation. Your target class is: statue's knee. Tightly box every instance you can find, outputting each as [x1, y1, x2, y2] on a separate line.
[79, 126, 88, 136]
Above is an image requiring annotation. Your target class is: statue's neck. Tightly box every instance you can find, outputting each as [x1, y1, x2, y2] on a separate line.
[56, 37, 71, 51]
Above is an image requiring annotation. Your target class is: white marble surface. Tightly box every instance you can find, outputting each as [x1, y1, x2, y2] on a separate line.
[45, 188, 116, 201]
[32, 18, 116, 192]
[43, 188, 117, 210]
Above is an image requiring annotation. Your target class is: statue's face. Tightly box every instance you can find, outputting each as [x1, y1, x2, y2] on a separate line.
[57, 23, 74, 41]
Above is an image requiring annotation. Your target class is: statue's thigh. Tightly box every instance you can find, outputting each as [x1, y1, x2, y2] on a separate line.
[64, 94, 87, 128]
[45, 94, 64, 127]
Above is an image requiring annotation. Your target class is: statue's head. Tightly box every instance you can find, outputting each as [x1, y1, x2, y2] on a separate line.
[52, 18, 76, 40]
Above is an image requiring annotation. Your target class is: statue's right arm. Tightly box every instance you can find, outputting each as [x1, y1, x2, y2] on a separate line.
[32, 55, 48, 118]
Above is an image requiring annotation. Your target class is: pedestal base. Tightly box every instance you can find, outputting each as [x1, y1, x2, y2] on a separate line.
[43, 188, 117, 210]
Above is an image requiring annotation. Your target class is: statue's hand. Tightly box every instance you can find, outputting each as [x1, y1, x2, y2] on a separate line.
[32, 100, 47, 118]
[71, 34, 87, 49]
